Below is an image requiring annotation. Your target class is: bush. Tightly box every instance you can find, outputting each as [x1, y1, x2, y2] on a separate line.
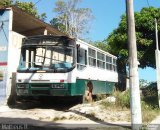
[141, 82, 159, 108]
[100, 87, 160, 124]
[141, 82, 160, 123]
[114, 90, 130, 109]
[141, 101, 160, 124]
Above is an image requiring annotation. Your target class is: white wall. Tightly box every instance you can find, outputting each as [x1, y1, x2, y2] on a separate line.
[8, 31, 25, 73]
[6, 29, 25, 100]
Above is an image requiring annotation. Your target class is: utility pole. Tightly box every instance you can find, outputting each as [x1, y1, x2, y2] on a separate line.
[126, 0, 142, 129]
[155, 18, 160, 108]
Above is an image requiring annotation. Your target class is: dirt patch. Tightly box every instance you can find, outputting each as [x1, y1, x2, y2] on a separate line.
[69, 101, 130, 124]
[0, 99, 131, 129]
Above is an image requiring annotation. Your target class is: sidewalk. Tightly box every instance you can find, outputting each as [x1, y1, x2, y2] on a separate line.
[148, 116, 160, 130]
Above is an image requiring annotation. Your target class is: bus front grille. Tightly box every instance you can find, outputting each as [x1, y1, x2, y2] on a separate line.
[31, 84, 51, 88]
[32, 90, 50, 95]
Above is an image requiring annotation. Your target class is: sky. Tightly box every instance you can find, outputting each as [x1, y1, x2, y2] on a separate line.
[20, 0, 160, 82]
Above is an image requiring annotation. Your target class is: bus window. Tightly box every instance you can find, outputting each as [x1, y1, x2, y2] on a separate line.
[25, 49, 35, 68]
[88, 48, 96, 67]
[18, 36, 76, 73]
[106, 56, 112, 70]
[97, 52, 105, 69]
[113, 58, 117, 72]
[89, 58, 96, 67]
[77, 48, 87, 70]
[77, 48, 87, 65]
[35, 48, 47, 66]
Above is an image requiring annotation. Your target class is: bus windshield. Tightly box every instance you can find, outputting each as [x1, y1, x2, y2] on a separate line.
[18, 36, 75, 72]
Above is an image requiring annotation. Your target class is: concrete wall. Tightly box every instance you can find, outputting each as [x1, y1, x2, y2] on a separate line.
[7, 31, 25, 104]
[0, 8, 25, 104]
[8, 31, 25, 73]
[0, 9, 10, 104]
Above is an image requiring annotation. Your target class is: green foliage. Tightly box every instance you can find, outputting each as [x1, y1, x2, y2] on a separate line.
[15, 1, 38, 17]
[50, 18, 66, 32]
[100, 89, 160, 124]
[0, 0, 13, 6]
[139, 79, 149, 88]
[101, 90, 131, 109]
[114, 90, 130, 109]
[0, 0, 47, 21]
[141, 101, 160, 124]
[93, 41, 108, 52]
[39, 13, 47, 21]
[100, 86, 160, 124]
[141, 82, 160, 123]
[141, 82, 158, 108]
[106, 7, 160, 70]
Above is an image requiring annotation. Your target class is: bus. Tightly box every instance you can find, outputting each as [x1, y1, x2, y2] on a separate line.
[16, 35, 118, 101]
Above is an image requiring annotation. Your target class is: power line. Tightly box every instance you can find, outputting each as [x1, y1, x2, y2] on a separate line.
[34, 0, 42, 6]
[146, 0, 150, 7]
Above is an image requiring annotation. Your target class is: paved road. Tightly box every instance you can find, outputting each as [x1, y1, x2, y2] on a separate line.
[0, 121, 131, 130]
[148, 116, 160, 130]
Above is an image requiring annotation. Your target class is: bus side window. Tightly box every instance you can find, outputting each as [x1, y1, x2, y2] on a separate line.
[77, 47, 87, 70]
[77, 48, 87, 65]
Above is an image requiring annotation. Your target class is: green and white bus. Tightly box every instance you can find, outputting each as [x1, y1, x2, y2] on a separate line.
[16, 35, 118, 99]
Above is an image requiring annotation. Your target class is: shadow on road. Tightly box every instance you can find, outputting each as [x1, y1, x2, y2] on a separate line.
[0, 117, 131, 130]
[8, 96, 80, 111]
[0, 117, 87, 130]
[69, 110, 131, 130]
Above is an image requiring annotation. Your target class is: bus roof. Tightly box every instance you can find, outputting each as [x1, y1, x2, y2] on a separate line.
[77, 39, 117, 59]
[22, 35, 117, 59]
[23, 35, 74, 41]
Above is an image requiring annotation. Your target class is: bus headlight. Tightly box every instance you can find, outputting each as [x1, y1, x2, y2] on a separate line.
[17, 84, 28, 88]
[17, 79, 28, 83]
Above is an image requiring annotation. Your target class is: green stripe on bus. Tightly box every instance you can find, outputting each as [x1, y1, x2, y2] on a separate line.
[16, 80, 115, 96]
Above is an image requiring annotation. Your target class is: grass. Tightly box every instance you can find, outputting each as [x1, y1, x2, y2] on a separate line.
[100, 89, 160, 124]
[113, 90, 130, 109]
[100, 90, 130, 110]
[141, 88, 160, 124]
[142, 104, 160, 124]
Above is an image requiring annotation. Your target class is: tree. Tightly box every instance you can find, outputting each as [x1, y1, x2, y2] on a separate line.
[0, 0, 47, 21]
[105, 7, 160, 74]
[93, 41, 108, 52]
[0, 0, 13, 6]
[53, 0, 94, 38]
[50, 18, 66, 32]
[139, 79, 149, 88]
